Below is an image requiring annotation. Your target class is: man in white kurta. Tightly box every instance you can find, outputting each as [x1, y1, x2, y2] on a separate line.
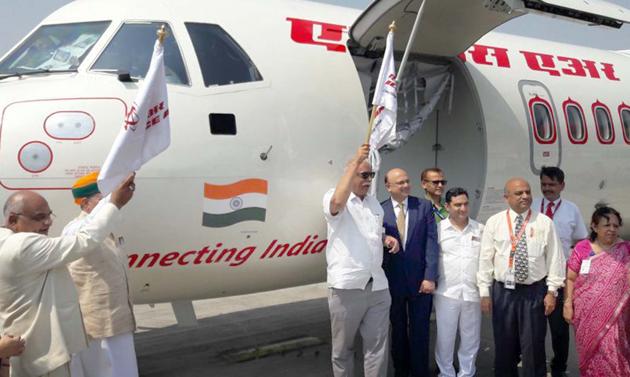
[65, 172, 138, 377]
[0, 176, 135, 377]
[435, 188, 484, 377]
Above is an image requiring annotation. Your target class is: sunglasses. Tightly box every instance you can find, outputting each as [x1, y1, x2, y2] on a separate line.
[358, 171, 376, 180]
[425, 180, 447, 186]
[14, 211, 55, 223]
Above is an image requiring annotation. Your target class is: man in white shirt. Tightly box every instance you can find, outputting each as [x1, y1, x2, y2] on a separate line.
[0, 175, 135, 377]
[323, 144, 399, 377]
[478, 178, 565, 377]
[532, 166, 588, 377]
[435, 188, 483, 377]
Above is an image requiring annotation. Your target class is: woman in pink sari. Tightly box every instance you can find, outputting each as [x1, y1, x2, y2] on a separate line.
[563, 206, 630, 377]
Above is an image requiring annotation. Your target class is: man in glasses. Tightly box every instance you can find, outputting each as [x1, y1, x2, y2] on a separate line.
[0, 174, 135, 377]
[323, 144, 400, 377]
[381, 168, 438, 377]
[64, 172, 138, 377]
[421, 168, 448, 223]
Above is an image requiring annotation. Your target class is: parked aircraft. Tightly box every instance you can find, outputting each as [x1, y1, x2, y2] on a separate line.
[1, 0, 629, 320]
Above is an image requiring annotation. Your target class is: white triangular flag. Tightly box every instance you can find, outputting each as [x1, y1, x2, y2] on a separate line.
[98, 40, 170, 195]
[369, 29, 397, 150]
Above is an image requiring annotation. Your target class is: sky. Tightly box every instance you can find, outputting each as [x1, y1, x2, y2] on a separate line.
[1, 0, 630, 56]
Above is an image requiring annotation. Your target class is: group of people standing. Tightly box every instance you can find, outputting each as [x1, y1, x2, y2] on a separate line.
[0, 173, 138, 377]
[323, 144, 630, 377]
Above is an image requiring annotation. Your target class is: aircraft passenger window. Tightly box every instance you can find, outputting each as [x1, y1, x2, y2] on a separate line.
[594, 106, 614, 144]
[532, 102, 555, 143]
[185, 23, 263, 87]
[0, 22, 110, 74]
[92, 23, 189, 85]
[564, 104, 586, 143]
[620, 109, 630, 143]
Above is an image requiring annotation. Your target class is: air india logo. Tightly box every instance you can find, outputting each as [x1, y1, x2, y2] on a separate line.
[286, 17, 347, 53]
[124, 104, 139, 131]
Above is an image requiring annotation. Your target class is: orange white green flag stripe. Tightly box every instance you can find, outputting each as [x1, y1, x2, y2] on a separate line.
[203, 178, 268, 227]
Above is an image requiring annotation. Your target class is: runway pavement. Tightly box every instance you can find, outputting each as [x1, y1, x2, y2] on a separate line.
[134, 283, 579, 377]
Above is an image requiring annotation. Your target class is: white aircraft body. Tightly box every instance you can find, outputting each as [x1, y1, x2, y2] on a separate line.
[1, 0, 629, 310]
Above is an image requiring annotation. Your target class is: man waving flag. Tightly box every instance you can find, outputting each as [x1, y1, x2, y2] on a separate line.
[98, 27, 170, 195]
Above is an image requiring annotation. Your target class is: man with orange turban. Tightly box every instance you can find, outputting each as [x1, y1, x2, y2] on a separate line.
[65, 172, 138, 377]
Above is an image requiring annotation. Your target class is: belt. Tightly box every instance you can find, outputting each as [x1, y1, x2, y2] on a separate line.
[494, 277, 547, 289]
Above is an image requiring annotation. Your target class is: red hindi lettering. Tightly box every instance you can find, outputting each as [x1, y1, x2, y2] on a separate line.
[468, 45, 510, 68]
[286, 17, 347, 53]
[520, 51, 560, 76]
[601, 63, 620, 81]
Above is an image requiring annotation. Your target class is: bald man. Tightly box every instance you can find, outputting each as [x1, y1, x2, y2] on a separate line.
[381, 168, 438, 377]
[0, 175, 135, 377]
[477, 178, 565, 377]
[323, 145, 399, 377]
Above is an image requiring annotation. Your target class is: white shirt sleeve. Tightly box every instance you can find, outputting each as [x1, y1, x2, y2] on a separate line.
[13, 203, 120, 274]
[545, 221, 566, 292]
[477, 216, 496, 297]
[323, 188, 345, 223]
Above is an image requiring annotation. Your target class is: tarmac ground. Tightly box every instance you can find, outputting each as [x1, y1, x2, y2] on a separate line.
[134, 283, 579, 377]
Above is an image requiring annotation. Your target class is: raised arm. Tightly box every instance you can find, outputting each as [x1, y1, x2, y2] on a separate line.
[329, 145, 369, 216]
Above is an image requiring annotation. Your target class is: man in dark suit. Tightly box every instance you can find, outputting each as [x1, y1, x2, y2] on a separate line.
[381, 168, 439, 377]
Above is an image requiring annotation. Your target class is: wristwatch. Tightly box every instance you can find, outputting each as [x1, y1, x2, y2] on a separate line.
[547, 290, 559, 298]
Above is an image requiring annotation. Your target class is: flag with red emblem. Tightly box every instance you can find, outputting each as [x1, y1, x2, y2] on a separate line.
[98, 37, 170, 195]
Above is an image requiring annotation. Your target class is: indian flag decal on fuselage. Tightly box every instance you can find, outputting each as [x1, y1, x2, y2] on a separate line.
[203, 179, 268, 228]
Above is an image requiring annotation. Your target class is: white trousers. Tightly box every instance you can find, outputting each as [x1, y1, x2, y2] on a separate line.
[434, 294, 481, 377]
[69, 333, 138, 377]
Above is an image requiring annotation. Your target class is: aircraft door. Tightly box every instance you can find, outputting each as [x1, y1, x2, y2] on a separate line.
[518, 80, 561, 174]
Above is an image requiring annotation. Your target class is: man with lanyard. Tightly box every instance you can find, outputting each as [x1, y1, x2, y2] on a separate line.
[532, 166, 588, 377]
[421, 168, 448, 223]
[323, 144, 400, 377]
[478, 178, 565, 377]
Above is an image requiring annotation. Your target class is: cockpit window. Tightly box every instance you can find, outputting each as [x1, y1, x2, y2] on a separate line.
[91, 23, 189, 85]
[0, 22, 110, 74]
[185, 23, 262, 87]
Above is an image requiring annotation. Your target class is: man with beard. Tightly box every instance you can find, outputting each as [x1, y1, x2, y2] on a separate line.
[323, 144, 400, 377]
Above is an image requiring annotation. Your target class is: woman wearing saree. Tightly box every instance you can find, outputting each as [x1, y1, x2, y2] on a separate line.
[563, 206, 630, 377]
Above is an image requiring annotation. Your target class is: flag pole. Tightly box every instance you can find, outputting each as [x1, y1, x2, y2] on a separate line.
[366, 21, 396, 144]
[396, 0, 427, 85]
[157, 24, 167, 45]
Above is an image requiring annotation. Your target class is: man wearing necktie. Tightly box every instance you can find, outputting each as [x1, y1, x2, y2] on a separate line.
[381, 168, 439, 377]
[478, 178, 565, 377]
[532, 167, 588, 377]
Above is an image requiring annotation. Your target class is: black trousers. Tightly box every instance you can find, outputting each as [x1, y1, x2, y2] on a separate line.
[492, 279, 547, 377]
[390, 293, 433, 377]
[547, 288, 569, 375]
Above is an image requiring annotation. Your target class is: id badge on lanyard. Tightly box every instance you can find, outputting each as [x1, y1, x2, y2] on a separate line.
[505, 209, 531, 289]
[505, 270, 516, 289]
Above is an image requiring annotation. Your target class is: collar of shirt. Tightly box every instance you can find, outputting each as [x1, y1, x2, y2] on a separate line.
[507, 207, 531, 225]
[541, 197, 561, 209]
[442, 217, 473, 234]
[349, 191, 364, 204]
[425, 193, 445, 208]
[391, 197, 408, 213]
